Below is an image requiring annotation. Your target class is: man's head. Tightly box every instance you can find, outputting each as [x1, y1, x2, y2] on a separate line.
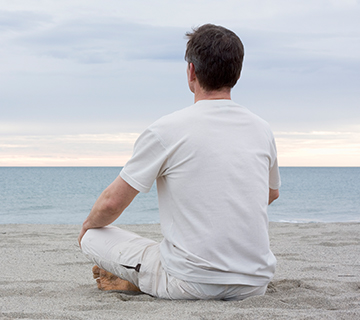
[184, 24, 244, 92]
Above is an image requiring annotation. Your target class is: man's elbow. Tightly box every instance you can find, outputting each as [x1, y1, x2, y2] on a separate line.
[100, 189, 123, 216]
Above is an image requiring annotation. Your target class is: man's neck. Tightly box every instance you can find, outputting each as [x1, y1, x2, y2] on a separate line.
[193, 85, 231, 103]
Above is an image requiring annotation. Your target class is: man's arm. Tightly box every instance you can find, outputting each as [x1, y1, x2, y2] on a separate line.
[268, 188, 279, 205]
[78, 175, 139, 246]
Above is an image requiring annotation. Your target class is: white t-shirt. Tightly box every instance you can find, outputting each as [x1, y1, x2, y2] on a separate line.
[120, 99, 281, 286]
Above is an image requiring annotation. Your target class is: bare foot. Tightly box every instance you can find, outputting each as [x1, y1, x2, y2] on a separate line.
[92, 265, 141, 292]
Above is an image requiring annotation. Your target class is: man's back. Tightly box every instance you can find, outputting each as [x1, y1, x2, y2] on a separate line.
[120, 99, 280, 286]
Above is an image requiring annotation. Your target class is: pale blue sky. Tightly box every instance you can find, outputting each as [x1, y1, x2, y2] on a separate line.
[1, 0, 359, 166]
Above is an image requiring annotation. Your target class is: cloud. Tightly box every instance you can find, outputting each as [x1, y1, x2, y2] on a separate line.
[0, 133, 140, 166]
[2, 129, 359, 167]
[0, 10, 51, 31]
[275, 130, 360, 166]
[8, 16, 185, 64]
[0, 1, 359, 166]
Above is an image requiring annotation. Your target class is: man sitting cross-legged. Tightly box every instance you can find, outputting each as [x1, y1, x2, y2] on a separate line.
[78, 24, 280, 300]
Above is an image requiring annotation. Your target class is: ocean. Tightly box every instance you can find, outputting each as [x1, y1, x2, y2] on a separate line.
[0, 167, 359, 224]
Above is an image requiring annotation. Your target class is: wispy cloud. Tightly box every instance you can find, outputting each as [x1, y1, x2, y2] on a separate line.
[0, 133, 139, 166]
[0, 10, 51, 31]
[275, 131, 360, 166]
[2, 130, 359, 167]
[6, 15, 185, 64]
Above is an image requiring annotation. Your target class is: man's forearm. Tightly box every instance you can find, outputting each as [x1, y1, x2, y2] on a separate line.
[78, 176, 139, 246]
[78, 189, 124, 247]
[82, 192, 122, 231]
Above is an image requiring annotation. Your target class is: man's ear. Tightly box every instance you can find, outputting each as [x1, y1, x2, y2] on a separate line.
[188, 63, 196, 82]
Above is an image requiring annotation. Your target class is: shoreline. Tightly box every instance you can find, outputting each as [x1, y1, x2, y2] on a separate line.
[1, 219, 360, 225]
[1, 222, 359, 319]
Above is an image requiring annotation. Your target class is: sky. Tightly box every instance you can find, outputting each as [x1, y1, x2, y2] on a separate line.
[1, 0, 359, 167]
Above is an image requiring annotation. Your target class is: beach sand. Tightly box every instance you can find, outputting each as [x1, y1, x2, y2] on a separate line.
[1, 222, 359, 319]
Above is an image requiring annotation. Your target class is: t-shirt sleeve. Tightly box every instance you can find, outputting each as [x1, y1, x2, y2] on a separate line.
[120, 128, 168, 193]
[268, 135, 281, 190]
[269, 157, 281, 190]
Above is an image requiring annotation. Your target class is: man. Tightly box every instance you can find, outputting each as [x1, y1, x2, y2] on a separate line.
[79, 24, 280, 300]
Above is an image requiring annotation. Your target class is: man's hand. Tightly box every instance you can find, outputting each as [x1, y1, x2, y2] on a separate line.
[78, 225, 88, 248]
[78, 176, 139, 248]
[269, 188, 279, 205]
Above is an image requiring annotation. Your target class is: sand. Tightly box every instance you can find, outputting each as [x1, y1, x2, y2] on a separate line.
[1, 222, 359, 320]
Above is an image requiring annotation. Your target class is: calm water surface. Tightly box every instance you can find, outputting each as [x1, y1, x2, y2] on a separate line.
[0, 167, 359, 224]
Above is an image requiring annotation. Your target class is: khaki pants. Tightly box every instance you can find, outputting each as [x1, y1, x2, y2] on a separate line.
[81, 226, 267, 300]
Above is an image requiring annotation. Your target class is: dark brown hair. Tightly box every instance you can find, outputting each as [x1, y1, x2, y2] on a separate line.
[185, 24, 244, 91]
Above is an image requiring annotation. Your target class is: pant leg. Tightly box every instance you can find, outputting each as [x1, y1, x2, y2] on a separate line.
[81, 225, 157, 288]
[134, 243, 268, 300]
[177, 280, 268, 300]
[80, 225, 199, 299]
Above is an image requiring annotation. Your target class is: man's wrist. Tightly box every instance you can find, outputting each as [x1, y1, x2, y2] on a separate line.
[82, 219, 92, 232]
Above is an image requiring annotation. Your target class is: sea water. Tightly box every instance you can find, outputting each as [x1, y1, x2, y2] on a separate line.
[267, 167, 360, 223]
[0, 167, 359, 224]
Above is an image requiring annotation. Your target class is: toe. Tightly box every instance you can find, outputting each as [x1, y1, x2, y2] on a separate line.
[92, 265, 100, 279]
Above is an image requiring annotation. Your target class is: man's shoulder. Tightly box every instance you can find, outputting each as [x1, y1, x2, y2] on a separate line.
[236, 103, 272, 129]
[148, 104, 196, 130]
